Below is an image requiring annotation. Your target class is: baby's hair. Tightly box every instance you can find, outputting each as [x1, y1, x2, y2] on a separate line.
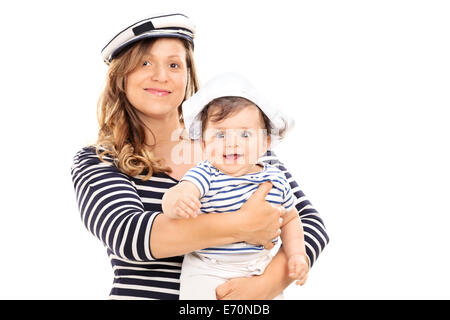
[200, 96, 286, 138]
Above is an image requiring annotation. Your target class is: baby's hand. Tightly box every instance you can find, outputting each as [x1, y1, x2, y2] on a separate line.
[288, 254, 309, 286]
[167, 193, 201, 219]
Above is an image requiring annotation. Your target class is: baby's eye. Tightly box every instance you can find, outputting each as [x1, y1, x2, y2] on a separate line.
[241, 130, 251, 138]
[215, 132, 225, 139]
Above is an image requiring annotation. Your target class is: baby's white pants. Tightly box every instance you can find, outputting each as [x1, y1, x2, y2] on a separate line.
[179, 252, 284, 300]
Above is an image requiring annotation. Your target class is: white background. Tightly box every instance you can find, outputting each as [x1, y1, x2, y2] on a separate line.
[0, 0, 449, 299]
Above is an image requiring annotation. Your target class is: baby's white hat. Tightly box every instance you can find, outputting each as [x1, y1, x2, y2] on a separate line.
[182, 72, 295, 143]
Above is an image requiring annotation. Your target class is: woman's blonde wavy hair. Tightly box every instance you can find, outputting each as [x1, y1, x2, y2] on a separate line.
[96, 38, 199, 180]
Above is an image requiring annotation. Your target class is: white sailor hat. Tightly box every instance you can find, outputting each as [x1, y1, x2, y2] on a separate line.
[182, 72, 295, 143]
[101, 13, 195, 65]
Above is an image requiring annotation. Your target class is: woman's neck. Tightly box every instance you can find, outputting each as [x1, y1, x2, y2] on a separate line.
[141, 111, 180, 140]
[140, 112, 184, 157]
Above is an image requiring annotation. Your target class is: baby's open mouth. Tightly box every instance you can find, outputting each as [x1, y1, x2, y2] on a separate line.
[223, 154, 243, 161]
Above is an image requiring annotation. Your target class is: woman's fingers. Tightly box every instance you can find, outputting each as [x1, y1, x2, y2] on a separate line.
[263, 241, 275, 250]
[238, 182, 287, 246]
[251, 181, 273, 200]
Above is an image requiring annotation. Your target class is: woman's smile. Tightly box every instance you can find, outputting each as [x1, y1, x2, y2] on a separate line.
[144, 87, 172, 97]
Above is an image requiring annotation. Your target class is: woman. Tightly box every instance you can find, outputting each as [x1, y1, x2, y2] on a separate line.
[71, 13, 329, 299]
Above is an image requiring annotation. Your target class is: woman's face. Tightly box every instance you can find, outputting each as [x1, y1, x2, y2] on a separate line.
[125, 38, 188, 121]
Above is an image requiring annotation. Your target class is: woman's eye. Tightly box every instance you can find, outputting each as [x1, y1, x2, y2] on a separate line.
[169, 63, 179, 68]
[143, 61, 151, 66]
[215, 132, 225, 139]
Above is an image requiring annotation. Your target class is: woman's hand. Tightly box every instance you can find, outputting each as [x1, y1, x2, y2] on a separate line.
[236, 182, 285, 249]
[215, 274, 272, 300]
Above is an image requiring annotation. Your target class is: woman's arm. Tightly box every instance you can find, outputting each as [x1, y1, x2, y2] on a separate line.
[72, 147, 158, 262]
[71, 147, 282, 261]
[151, 181, 282, 258]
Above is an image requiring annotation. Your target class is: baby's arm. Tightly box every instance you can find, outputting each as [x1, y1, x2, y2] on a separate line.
[280, 209, 309, 285]
[162, 181, 202, 219]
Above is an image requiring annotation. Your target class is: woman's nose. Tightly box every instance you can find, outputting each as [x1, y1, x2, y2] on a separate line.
[151, 65, 168, 82]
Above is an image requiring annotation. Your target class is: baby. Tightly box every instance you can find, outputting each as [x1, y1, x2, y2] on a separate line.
[162, 73, 308, 300]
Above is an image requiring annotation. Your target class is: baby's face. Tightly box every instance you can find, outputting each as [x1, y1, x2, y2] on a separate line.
[202, 104, 270, 177]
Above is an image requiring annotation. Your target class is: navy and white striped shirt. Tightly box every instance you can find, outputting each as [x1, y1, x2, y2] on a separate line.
[71, 146, 329, 299]
[181, 160, 294, 256]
